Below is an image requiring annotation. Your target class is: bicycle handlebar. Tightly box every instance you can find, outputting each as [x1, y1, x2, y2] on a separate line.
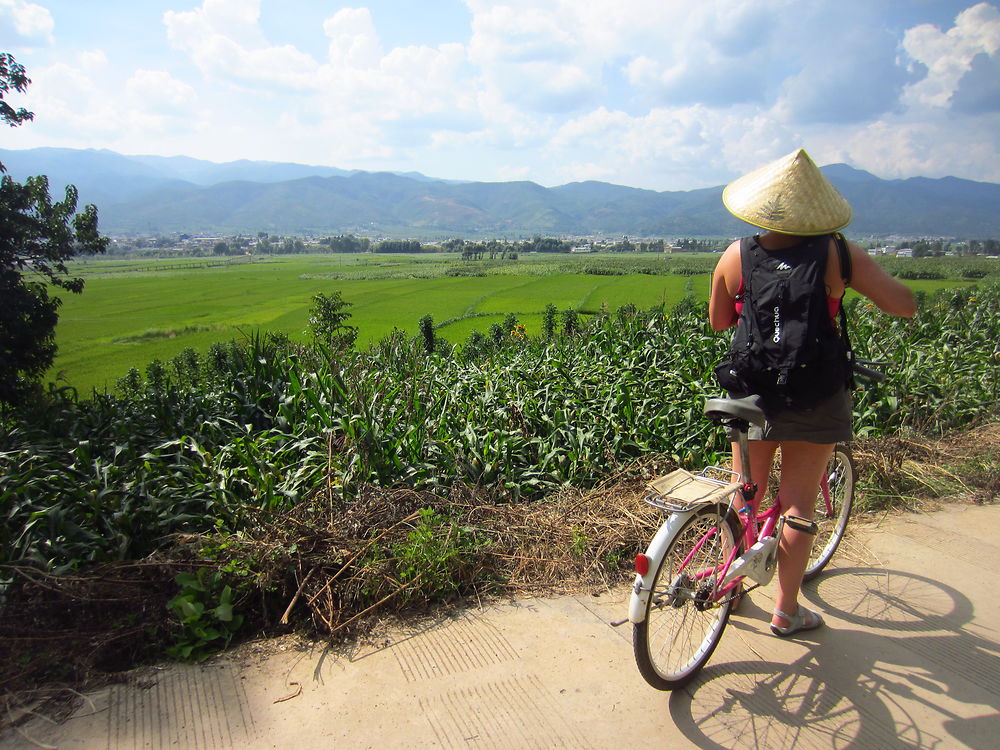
[853, 358, 888, 383]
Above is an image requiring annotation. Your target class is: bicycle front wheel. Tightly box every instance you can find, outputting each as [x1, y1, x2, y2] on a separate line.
[803, 444, 855, 581]
[632, 505, 738, 690]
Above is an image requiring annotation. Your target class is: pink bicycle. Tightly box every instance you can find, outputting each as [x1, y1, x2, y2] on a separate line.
[627, 394, 855, 690]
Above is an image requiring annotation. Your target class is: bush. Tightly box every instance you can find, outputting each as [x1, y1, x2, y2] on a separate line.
[2, 284, 997, 573]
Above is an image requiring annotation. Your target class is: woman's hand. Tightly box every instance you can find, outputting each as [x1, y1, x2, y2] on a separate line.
[849, 244, 917, 318]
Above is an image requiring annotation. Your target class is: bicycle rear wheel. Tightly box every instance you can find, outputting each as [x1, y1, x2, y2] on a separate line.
[803, 444, 855, 581]
[632, 505, 739, 690]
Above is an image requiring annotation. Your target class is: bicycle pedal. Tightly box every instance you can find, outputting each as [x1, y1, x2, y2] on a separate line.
[784, 514, 819, 535]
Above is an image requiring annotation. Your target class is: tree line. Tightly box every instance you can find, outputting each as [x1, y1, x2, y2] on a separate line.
[901, 238, 1000, 257]
[77, 231, 1000, 261]
[1, 54, 108, 409]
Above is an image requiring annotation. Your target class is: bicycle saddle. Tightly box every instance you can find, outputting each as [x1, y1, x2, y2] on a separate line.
[703, 395, 766, 427]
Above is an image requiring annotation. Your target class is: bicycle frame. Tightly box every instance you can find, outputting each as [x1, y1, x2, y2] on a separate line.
[818, 473, 835, 516]
[629, 466, 837, 624]
[629, 483, 771, 623]
[631, 395, 843, 624]
[719, 493, 782, 598]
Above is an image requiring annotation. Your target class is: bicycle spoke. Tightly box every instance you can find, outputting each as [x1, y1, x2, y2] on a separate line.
[804, 445, 855, 580]
[633, 506, 736, 690]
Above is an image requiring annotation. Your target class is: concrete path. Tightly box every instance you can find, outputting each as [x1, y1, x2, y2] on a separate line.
[4, 503, 999, 749]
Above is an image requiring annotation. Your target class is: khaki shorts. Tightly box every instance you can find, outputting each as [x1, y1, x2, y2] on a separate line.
[727, 388, 853, 444]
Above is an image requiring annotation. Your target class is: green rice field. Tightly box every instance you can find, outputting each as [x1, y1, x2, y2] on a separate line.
[51, 252, 986, 395]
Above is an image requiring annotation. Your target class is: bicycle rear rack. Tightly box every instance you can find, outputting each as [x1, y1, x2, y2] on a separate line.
[644, 468, 741, 513]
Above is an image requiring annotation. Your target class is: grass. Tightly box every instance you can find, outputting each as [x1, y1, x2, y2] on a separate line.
[51, 252, 988, 394]
[853, 420, 1000, 513]
[51, 253, 713, 393]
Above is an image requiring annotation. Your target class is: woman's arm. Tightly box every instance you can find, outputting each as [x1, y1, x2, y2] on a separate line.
[708, 241, 742, 331]
[848, 243, 917, 318]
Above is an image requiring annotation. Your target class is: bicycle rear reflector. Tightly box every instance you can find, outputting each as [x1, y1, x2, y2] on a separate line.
[634, 554, 650, 576]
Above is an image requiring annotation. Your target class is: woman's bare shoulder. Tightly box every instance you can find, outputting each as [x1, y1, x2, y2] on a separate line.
[715, 239, 742, 271]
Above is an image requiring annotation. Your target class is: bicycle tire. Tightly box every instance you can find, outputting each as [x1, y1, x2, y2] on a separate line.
[802, 443, 855, 581]
[632, 505, 739, 690]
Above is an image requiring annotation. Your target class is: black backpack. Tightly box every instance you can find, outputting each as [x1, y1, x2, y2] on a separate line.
[714, 233, 854, 410]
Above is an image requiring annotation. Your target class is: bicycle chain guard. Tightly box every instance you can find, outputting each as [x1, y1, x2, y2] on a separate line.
[721, 513, 818, 587]
[722, 534, 779, 586]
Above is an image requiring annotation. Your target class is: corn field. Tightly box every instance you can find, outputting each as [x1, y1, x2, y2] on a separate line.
[1, 284, 998, 574]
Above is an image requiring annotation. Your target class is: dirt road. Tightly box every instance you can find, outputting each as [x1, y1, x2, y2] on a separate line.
[5, 502, 998, 749]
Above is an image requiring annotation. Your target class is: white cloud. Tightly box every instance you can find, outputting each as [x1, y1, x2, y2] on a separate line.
[8, 0, 1000, 192]
[11, 53, 205, 150]
[466, 2, 604, 113]
[157, 0, 488, 172]
[23, 59, 118, 138]
[276, 109, 395, 163]
[547, 105, 799, 189]
[458, 0, 918, 125]
[323, 7, 382, 69]
[76, 49, 109, 70]
[838, 114, 1000, 183]
[468, 3, 575, 64]
[621, 2, 782, 107]
[381, 43, 474, 115]
[496, 164, 534, 181]
[902, 2, 1000, 109]
[162, 1, 479, 122]
[126, 70, 198, 112]
[163, 0, 318, 89]
[142, 1, 1000, 186]
[0, 0, 53, 45]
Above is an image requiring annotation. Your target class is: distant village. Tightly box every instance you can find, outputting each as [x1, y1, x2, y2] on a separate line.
[101, 232, 1000, 259]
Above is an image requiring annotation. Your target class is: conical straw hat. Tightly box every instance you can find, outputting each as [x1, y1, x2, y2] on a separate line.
[722, 148, 852, 235]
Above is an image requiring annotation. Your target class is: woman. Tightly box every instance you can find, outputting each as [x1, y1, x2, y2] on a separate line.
[709, 149, 915, 637]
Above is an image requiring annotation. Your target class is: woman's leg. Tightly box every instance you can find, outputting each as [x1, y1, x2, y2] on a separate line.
[728, 440, 778, 612]
[771, 440, 836, 629]
[730, 439, 778, 508]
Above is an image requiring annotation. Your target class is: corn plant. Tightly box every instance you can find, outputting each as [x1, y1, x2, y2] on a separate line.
[2, 285, 997, 573]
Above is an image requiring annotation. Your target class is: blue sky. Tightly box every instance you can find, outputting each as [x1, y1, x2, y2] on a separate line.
[3, 0, 999, 190]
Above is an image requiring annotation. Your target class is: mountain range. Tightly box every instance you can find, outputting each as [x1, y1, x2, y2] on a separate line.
[2, 147, 999, 238]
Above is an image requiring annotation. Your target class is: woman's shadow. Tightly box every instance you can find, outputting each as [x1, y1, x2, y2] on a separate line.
[667, 567, 1000, 750]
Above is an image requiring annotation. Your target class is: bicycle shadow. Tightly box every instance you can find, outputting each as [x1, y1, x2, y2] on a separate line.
[667, 567, 1000, 750]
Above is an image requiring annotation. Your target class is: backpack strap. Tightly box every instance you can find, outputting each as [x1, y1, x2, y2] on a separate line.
[832, 233, 855, 384]
[736, 235, 756, 307]
[833, 233, 852, 286]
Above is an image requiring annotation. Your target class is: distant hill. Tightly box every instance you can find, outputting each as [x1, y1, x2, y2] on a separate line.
[0, 148, 356, 205]
[2, 147, 999, 237]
